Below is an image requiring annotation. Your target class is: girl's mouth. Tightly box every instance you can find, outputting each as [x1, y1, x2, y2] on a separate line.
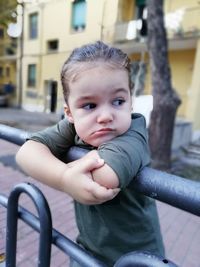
[92, 128, 114, 136]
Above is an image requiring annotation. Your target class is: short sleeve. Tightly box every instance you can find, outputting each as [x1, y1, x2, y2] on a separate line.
[28, 118, 76, 159]
[97, 114, 150, 188]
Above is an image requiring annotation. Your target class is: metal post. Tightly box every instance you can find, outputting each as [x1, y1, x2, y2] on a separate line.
[5, 183, 52, 267]
[0, 191, 106, 267]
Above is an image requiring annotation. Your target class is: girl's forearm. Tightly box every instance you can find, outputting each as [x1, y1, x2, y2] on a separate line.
[84, 150, 119, 189]
[92, 164, 119, 189]
[16, 140, 119, 204]
[16, 140, 68, 191]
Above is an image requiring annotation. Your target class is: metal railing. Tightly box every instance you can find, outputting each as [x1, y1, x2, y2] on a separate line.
[1, 123, 200, 266]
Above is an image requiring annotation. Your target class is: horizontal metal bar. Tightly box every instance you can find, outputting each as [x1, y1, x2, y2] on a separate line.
[0, 192, 178, 267]
[0, 124, 29, 146]
[1, 124, 200, 217]
[0, 194, 7, 208]
[136, 167, 200, 217]
[66, 147, 200, 217]
[114, 251, 178, 267]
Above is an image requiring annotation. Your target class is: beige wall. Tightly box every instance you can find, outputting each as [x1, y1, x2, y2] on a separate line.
[20, 0, 200, 132]
[169, 50, 195, 117]
[186, 40, 200, 129]
[117, 0, 135, 22]
[164, 0, 200, 36]
[22, 0, 119, 112]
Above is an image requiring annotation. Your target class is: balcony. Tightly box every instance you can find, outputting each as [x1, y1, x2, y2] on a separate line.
[104, 6, 200, 54]
[0, 38, 17, 61]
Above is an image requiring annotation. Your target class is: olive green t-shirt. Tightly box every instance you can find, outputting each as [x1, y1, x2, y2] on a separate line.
[29, 113, 164, 266]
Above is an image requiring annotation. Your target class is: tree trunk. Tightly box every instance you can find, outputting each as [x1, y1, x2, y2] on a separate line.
[147, 0, 181, 170]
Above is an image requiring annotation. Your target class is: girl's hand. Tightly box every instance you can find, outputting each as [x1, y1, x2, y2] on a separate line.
[81, 150, 120, 189]
[61, 157, 120, 205]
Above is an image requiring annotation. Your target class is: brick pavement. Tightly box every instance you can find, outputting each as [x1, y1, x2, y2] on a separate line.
[0, 140, 78, 266]
[0, 139, 200, 266]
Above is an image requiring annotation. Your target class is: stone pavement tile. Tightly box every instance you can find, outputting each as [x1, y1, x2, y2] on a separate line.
[0, 141, 77, 266]
[17, 259, 35, 267]
[0, 108, 60, 133]
[50, 246, 70, 267]
[157, 201, 200, 267]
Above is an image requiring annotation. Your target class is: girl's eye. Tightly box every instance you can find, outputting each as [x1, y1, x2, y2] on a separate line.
[82, 103, 96, 110]
[112, 99, 125, 106]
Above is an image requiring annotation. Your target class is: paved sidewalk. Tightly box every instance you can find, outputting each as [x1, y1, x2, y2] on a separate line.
[0, 107, 60, 132]
[0, 108, 200, 266]
[0, 141, 78, 267]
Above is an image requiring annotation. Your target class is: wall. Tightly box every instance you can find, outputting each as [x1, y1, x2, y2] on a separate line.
[22, 0, 119, 112]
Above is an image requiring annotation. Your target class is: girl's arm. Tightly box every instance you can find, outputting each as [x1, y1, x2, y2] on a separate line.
[83, 150, 119, 189]
[16, 140, 119, 204]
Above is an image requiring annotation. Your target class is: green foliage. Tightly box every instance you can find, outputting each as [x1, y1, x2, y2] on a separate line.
[0, 0, 17, 26]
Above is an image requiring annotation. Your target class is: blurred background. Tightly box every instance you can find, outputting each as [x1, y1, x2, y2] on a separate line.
[1, 2, 200, 266]
[0, 0, 200, 152]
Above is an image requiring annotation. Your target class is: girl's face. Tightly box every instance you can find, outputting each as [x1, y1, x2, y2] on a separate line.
[64, 64, 132, 147]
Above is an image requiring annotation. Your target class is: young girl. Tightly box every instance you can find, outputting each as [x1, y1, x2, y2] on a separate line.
[16, 41, 164, 266]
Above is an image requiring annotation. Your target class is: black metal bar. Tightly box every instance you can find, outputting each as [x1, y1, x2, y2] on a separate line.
[136, 168, 200, 217]
[0, 192, 107, 267]
[114, 251, 178, 267]
[0, 124, 199, 267]
[0, 193, 8, 208]
[0, 124, 29, 146]
[66, 147, 200, 217]
[52, 229, 106, 267]
[1, 191, 176, 267]
[1, 125, 200, 217]
[5, 183, 52, 267]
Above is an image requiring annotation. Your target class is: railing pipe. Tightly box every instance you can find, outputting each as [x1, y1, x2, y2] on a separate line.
[0, 192, 176, 267]
[5, 183, 52, 267]
[66, 147, 200, 217]
[1, 124, 200, 216]
[0, 124, 29, 146]
[1, 124, 199, 267]
[0, 191, 107, 267]
[114, 251, 178, 267]
[136, 168, 200, 216]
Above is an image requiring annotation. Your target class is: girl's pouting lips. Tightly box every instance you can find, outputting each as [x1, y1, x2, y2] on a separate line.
[92, 128, 114, 137]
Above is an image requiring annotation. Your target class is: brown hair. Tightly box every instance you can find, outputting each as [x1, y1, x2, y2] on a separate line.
[61, 41, 133, 103]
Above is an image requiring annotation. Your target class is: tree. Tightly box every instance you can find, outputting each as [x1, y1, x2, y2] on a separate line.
[0, 0, 17, 27]
[147, 0, 181, 170]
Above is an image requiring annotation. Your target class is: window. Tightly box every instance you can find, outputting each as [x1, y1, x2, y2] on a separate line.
[71, 0, 86, 31]
[47, 40, 59, 52]
[135, 0, 147, 37]
[29, 13, 38, 39]
[0, 67, 3, 77]
[27, 64, 36, 87]
[0, 28, 4, 39]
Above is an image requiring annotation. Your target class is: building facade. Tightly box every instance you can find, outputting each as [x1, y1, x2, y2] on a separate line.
[0, 25, 17, 106]
[7, 0, 200, 134]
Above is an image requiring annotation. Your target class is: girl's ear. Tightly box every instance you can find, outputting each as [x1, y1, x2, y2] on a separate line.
[64, 105, 74, 123]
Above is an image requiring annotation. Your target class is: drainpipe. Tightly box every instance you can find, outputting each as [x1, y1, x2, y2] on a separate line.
[18, 1, 24, 108]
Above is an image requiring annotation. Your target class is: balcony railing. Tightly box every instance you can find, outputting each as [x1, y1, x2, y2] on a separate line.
[105, 5, 200, 46]
[0, 39, 17, 60]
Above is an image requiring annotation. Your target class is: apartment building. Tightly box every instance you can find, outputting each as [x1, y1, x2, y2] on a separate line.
[0, 25, 17, 106]
[19, 0, 118, 113]
[5, 0, 200, 134]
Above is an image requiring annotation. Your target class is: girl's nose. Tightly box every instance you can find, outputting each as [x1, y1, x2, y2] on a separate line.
[97, 109, 113, 124]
